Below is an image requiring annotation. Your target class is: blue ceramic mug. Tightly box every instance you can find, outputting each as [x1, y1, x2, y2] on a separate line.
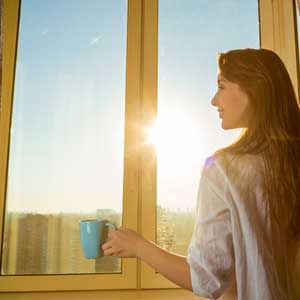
[79, 219, 116, 259]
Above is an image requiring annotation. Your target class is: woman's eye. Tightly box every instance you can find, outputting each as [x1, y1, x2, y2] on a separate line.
[218, 85, 224, 90]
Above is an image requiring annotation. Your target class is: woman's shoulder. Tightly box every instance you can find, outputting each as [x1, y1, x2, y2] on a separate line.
[201, 153, 229, 182]
[212, 150, 262, 167]
[201, 153, 264, 204]
[205, 151, 264, 181]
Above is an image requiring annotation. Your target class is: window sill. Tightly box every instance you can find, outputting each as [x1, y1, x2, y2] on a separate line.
[0, 289, 205, 300]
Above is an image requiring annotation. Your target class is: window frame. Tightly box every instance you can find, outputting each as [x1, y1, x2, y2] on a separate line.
[260, 0, 299, 101]
[294, 0, 300, 98]
[0, 0, 298, 293]
[0, 0, 140, 291]
[140, 0, 300, 289]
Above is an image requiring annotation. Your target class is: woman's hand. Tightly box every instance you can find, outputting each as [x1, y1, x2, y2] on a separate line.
[102, 227, 192, 290]
[102, 227, 147, 258]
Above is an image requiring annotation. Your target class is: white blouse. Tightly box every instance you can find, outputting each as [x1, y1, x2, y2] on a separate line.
[187, 155, 300, 300]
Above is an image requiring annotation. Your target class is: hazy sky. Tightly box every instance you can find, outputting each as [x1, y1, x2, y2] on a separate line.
[157, 0, 259, 210]
[6, 0, 259, 213]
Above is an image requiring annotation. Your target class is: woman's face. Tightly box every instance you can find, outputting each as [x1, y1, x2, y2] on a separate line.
[211, 74, 250, 130]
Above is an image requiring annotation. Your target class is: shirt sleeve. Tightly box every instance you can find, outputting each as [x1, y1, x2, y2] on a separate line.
[187, 156, 235, 300]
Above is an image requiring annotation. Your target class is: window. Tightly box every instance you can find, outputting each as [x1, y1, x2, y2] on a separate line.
[2, 0, 127, 276]
[140, 0, 259, 288]
[0, 0, 297, 293]
[156, 0, 259, 255]
[0, 0, 138, 290]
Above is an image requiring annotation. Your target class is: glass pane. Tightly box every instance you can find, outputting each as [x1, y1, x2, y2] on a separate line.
[156, 1, 260, 255]
[1, 0, 127, 275]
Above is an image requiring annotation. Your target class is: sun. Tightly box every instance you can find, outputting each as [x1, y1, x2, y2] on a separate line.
[146, 108, 198, 159]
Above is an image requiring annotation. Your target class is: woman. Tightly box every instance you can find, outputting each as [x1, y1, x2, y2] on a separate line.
[102, 48, 300, 300]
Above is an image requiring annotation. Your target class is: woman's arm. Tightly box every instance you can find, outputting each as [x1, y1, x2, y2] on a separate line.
[101, 228, 192, 291]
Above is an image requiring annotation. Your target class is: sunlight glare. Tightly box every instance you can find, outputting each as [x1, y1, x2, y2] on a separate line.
[146, 109, 199, 159]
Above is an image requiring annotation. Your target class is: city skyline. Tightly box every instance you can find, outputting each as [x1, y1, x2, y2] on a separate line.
[2, 206, 192, 275]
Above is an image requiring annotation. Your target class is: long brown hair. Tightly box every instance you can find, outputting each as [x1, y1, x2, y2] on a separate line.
[217, 48, 300, 242]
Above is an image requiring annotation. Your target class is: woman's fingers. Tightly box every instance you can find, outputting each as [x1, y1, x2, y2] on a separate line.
[102, 241, 112, 251]
[101, 240, 117, 256]
[101, 227, 144, 258]
[103, 246, 118, 256]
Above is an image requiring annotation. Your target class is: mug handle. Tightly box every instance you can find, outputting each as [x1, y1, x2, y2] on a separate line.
[105, 222, 117, 230]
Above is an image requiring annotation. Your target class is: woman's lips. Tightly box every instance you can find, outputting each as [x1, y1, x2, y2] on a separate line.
[218, 109, 224, 118]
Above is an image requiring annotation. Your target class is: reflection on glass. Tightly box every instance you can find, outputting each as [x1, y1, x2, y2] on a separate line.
[1, 0, 127, 275]
[157, 0, 259, 255]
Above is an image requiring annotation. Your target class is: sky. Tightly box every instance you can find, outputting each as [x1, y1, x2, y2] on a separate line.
[156, 0, 259, 210]
[5, 0, 259, 213]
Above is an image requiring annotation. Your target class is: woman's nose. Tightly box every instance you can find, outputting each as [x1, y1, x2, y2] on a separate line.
[211, 94, 218, 107]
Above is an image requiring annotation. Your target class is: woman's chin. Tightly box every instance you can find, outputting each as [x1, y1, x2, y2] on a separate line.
[221, 121, 235, 130]
[221, 121, 230, 130]
[221, 121, 246, 130]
